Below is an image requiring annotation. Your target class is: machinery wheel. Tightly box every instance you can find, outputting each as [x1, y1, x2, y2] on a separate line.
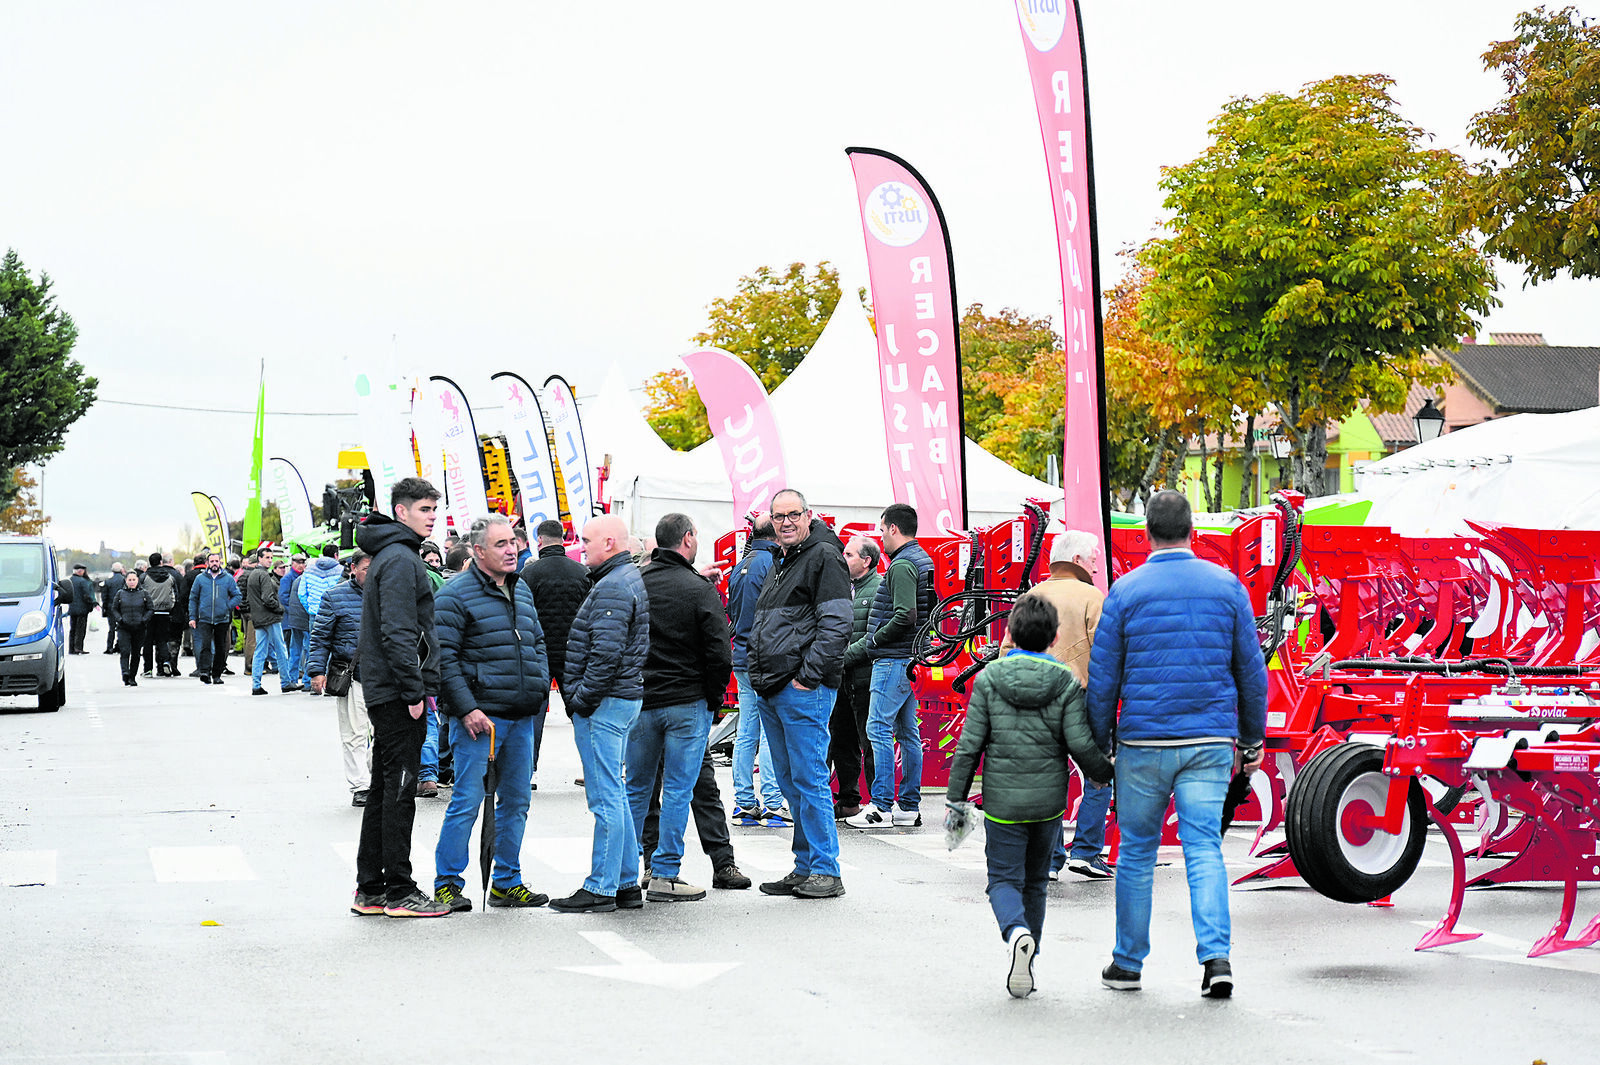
[1286, 743, 1426, 903]
[39, 674, 64, 713]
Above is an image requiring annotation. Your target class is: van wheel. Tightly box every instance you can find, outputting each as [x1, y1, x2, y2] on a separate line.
[1285, 743, 1426, 903]
[39, 675, 64, 713]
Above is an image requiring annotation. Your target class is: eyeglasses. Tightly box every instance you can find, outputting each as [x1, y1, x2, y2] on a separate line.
[772, 510, 807, 525]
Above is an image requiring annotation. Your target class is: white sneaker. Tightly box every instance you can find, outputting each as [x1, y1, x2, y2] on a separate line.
[891, 803, 922, 827]
[1006, 927, 1036, 998]
[844, 805, 894, 829]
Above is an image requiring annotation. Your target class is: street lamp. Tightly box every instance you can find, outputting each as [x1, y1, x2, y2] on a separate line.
[1414, 398, 1445, 443]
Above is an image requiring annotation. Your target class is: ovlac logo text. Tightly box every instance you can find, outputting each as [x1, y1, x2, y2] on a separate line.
[1015, 0, 1067, 51]
[865, 181, 929, 248]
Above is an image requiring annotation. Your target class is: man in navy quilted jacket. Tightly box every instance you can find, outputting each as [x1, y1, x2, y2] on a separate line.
[1088, 490, 1267, 1000]
[430, 515, 551, 913]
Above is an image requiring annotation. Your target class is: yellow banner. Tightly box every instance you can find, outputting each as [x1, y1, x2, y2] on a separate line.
[192, 491, 227, 564]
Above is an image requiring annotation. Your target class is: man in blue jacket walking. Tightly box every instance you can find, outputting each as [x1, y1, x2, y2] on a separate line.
[187, 555, 241, 685]
[430, 515, 551, 913]
[1088, 491, 1267, 1000]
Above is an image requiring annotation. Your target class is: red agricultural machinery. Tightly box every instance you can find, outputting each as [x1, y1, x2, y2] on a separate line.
[820, 495, 1600, 958]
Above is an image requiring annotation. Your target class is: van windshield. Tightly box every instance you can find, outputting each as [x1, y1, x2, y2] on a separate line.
[0, 543, 48, 598]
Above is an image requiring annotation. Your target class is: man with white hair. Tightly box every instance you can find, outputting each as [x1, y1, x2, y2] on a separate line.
[1001, 528, 1111, 879]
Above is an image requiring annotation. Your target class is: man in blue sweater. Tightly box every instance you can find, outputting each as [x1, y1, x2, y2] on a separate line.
[1088, 491, 1267, 1000]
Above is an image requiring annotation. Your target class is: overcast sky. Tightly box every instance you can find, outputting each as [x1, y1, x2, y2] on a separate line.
[4, 1, 1594, 552]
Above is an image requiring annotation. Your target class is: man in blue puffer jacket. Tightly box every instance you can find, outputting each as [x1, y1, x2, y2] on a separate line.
[1088, 490, 1267, 1001]
[188, 555, 241, 685]
[429, 515, 550, 913]
[551, 514, 650, 914]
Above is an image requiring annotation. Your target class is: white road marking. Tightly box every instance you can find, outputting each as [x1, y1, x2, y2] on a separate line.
[148, 846, 256, 883]
[734, 835, 857, 872]
[866, 828, 988, 870]
[1408, 920, 1600, 972]
[560, 929, 740, 989]
[0, 850, 58, 886]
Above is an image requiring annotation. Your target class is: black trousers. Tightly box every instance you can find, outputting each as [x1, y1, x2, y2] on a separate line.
[117, 624, 145, 680]
[641, 747, 735, 872]
[104, 613, 118, 652]
[194, 621, 231, 680]
[68, 613, 89, 654]
[829, 670, 874, 808]
[356, 699, 426, 901]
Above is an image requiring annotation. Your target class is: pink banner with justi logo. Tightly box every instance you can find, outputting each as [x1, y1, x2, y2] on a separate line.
[846, 147, 967, 533]
[1015, 0, 1110, 586]
[681, 347, 789, 520]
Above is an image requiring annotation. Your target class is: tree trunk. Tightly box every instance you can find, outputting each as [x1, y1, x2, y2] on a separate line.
[1237, 412, 1257, 509]
[1163, 428, 1189, 493]
[1137, 426, 1170, 502]
[1196, 419, 1215, 511]
[1298, 422, 1329, 497]
[1212, 435, 1226, 512]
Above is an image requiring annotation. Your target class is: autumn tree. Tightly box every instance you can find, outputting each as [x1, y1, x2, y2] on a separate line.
[1142, 75, 1496, 496]
[644, 262, 841, 450]
[0, 250, 98, 507]
[962, 305, 1062, 479]
[1467, 6, 1600, 282]
[0, 468, 48, 534]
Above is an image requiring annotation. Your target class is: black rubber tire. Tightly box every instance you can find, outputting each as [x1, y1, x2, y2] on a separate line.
[1285, 743, 1426, 903]
[39, 674, 64, 713]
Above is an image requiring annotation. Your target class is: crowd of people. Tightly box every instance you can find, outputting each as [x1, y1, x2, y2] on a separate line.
[77, 480, 1268, 1001]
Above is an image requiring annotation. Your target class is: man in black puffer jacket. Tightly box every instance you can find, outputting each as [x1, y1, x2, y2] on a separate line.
[745, 488, 852, 900]
[627, 513, 734, 903]
[520, 518, 588, 702]
[350, 478, 449, 920]
[430, 515, 550, 913]
[551, 514, 650, 915]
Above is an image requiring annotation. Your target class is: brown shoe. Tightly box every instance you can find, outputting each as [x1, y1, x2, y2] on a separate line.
[416, 780, 439, 798]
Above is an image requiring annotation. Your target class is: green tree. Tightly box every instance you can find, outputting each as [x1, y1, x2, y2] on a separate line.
[0, 250, 98, 506]
[644, 262, 841, 450]
[1141, 75, 1496, 495]
[1466, 6, 1600, 282]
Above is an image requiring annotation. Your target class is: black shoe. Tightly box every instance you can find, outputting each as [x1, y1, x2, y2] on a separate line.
[281, 684, 303, 693]
[792, 874, 845, 899]
[350, 891, 386, 916]
[383, 890, 451, 918]
[265, 664, 278, 675]
[222, 667, 236, 675]
[487, 883, 548, 908]
[211, 677, 224, 685]
[199, 675, 212, 685]
[141, 670, 153, 678]
[189, 669, 202, 677]
[712, 863, 752, 890]
[434, 884, 473, 913]
[350, 790, 369, 807]
[1201, 959, 1233, 998]
[616, 885, 644, 909]
[549, 888, 617, 914]
[758, 872, 807, 896]
[251, 687, 268, 696]
[1102, 962, 1142, 991]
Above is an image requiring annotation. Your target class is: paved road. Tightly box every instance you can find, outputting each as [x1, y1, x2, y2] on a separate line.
[2, 651, 1596, 1063]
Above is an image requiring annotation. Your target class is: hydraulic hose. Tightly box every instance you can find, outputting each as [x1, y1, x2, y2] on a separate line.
[1328, 657, 1596, 677]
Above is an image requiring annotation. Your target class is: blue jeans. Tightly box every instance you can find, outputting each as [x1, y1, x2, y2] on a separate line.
[421, 705, 440, 784]
[627, 700, 711, 878]
[251, 622, 289, 691]
[732, 671, 782, 811]
[1053, 775, 1114, 870]
[866, 658, 923, 812]
[985, 818, 1056, 948]
[434, 714, 536, 891]
[1113, 743, 1233, 971]
[572, 696, 642, 897]
[284, 627, 307, 685]
[755, 683, 840, 877]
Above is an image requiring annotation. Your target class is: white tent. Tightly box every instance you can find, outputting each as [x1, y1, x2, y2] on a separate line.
[588, 295, 1063, 539]
[1357, 407, 1600, 535]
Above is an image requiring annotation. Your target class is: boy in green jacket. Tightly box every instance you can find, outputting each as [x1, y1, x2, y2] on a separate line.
[947, 595, 1113, 999]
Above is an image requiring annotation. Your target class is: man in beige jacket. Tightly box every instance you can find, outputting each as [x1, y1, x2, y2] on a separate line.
[1001, 530, 1111, 879]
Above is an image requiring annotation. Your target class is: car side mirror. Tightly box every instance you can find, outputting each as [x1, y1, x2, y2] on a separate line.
[56, 578, 73, 602]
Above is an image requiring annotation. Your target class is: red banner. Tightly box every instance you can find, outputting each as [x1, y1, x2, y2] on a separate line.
[846, 147, 967, 533]
[1015, 0, 1110, 586]
[681, 348, 789, 519]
